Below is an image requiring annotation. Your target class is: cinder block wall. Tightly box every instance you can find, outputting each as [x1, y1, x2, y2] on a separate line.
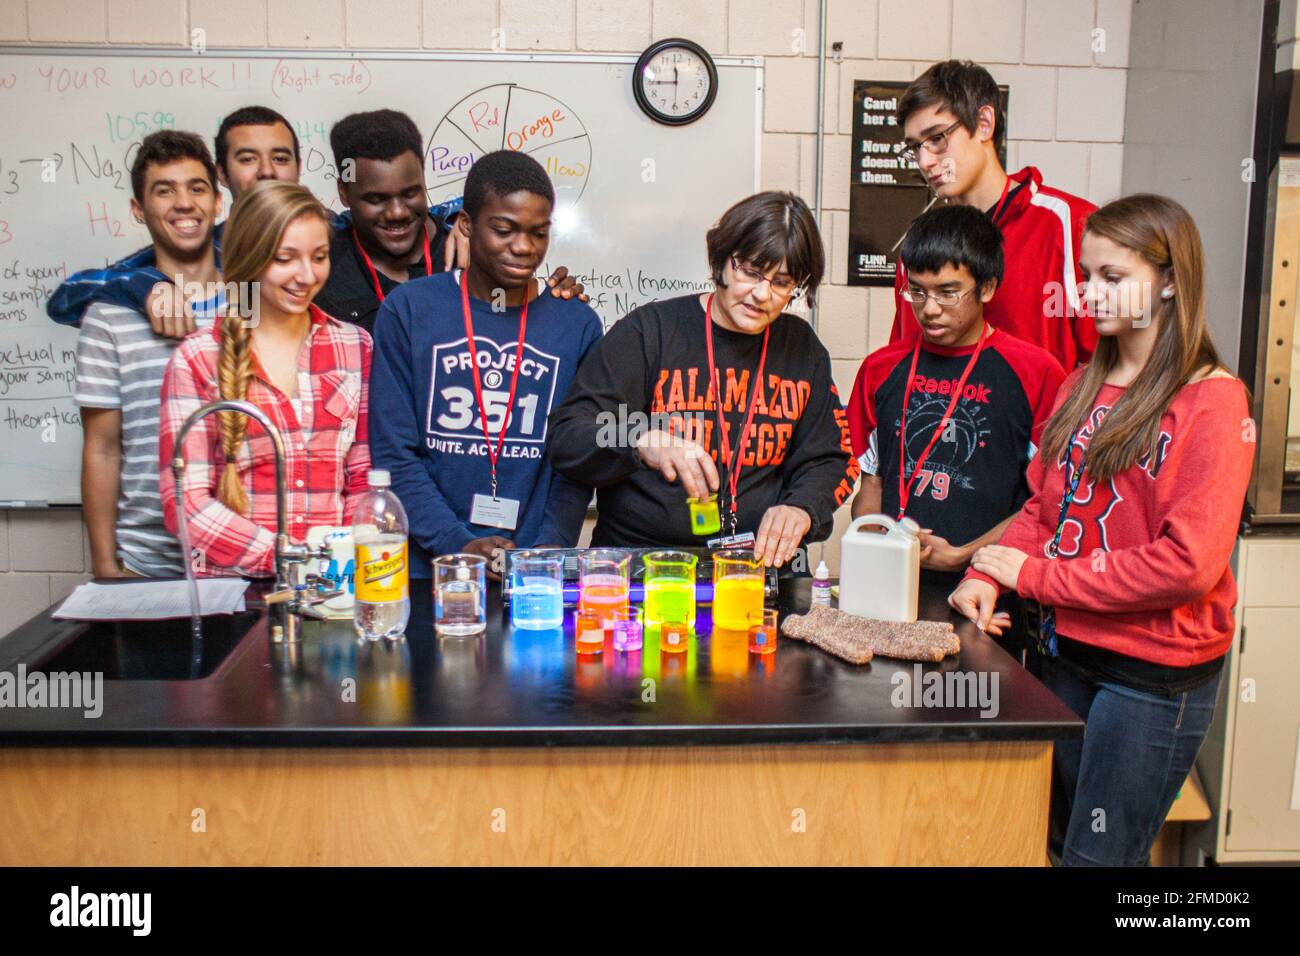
[0, 0, 1131, 631]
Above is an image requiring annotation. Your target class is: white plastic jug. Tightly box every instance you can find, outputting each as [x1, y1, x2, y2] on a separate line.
[837, 514, 921, 622]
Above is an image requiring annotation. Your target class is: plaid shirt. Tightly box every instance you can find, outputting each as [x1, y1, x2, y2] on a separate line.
[159, 305, 372, 577]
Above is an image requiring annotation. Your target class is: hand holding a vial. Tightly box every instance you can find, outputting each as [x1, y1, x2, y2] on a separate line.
[634, 429, 720, 502]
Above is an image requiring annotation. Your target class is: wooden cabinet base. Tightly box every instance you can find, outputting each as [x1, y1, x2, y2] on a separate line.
[0, 742, 1053, 866]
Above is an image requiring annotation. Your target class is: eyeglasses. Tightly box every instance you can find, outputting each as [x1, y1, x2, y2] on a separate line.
[896, 120, 963, 164]
[900, 285, 978, 308]
[729, 256, 803, 300]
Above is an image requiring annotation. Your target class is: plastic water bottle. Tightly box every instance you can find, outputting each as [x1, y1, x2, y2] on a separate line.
[353, 470, 411, 640]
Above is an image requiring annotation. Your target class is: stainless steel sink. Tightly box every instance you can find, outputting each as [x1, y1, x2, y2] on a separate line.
[28, 611, 261, 681]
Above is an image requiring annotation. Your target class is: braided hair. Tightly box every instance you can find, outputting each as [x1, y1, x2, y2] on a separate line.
[214, 179, 331, 514]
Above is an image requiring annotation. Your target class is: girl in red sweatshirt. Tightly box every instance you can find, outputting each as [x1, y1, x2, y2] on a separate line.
[949, 194, 1255, 866]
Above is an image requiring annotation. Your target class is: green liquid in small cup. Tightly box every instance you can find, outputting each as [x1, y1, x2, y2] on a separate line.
[689, 498, 721, 536]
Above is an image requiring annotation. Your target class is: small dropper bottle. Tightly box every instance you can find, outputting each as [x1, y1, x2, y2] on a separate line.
[812, 560, 832, 606]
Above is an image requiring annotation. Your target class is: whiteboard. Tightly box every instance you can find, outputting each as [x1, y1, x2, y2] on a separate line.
[0, 47, 763, 505]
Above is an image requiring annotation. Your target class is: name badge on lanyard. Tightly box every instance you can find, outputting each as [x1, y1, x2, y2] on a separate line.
[707, 531, 756, 549]
[470, 493, 520, 531]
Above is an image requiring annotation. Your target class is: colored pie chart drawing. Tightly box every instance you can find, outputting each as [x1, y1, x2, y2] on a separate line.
[425, 84, 592, 210]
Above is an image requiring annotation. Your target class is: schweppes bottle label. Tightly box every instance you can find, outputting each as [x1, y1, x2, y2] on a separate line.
[355, 542, 409, 603]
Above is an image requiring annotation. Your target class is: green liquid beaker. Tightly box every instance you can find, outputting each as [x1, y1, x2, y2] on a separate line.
[643, 550, 698, 628]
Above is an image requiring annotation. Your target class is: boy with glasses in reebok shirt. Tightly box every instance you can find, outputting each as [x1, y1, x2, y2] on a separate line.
[850, 205, 1065, 591]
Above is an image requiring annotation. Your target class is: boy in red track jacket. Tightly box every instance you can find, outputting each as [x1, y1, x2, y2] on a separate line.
[889, 60, 1098, 370]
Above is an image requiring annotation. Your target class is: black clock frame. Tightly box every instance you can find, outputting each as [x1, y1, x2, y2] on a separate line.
[632, 37, 719, 126]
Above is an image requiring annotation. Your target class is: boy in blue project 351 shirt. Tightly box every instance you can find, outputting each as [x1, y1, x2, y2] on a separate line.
[369, 150, 602, 579]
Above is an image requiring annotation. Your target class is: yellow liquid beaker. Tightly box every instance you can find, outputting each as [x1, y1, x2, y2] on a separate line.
[712, 548, 765, 631]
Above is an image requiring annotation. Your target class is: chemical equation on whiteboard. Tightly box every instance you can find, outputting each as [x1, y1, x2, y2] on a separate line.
[0, 144, 125, 194]
[301, 146, 341, 184]
[426, 85, 592, 206]
[0, 259, 66, 324]
[0, 159, 18, 199]
[0, 154, 65, 207]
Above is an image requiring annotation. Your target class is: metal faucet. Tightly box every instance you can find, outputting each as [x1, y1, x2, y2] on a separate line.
[170, 399, 338, 644]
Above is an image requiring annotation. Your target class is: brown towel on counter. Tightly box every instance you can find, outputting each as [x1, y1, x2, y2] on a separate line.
[780, 605, 960, 664]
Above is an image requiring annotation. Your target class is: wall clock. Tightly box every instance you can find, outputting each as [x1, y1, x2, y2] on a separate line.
[633, 38, 718, 126]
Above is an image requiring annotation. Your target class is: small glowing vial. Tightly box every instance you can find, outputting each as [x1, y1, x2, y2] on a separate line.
[576, 611, 605, 655]
[748, 608, 779, 655]
[688, 494, 721, 536]
[661, 621, 690, 653]
[611, 607, 644, 652]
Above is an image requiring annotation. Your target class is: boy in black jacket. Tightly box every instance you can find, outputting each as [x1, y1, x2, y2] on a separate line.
[317, 109, 584, 332]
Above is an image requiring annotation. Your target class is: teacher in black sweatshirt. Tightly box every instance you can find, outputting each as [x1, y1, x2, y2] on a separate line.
[548, 191, 860, 568]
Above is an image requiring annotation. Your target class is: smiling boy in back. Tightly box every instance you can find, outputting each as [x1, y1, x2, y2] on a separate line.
[74, 130, 226, 578]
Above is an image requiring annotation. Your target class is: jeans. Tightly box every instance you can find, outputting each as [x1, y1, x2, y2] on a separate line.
[1040, 655, 1222, 867]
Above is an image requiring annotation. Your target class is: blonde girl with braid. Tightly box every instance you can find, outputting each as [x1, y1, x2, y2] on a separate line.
[159, 180, 374, 577]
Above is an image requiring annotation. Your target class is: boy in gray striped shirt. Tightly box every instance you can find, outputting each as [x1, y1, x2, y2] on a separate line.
[74, 131, 224, 578]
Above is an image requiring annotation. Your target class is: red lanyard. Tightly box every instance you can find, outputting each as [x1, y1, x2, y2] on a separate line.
[461, 272, 528, 498]
[896, 325, 990, 519]
[353, 227, 432, 304]
[703, 293, 770, 522]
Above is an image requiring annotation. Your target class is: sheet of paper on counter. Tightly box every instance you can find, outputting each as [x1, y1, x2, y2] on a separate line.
[53, 579, 250, 621]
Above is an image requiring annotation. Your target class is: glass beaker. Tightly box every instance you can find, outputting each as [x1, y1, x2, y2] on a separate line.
[642, 550, 698, 628]
[434, 554, 487, 637]
[575, 609, 605, 655]
[747, 608, 779, 655]
[712, 548, 764, 631]
[578, 549, 630, 624]
[660, 618, 690, 653]
[610, 606, 644, 652]
[509, 550, 565, 631]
